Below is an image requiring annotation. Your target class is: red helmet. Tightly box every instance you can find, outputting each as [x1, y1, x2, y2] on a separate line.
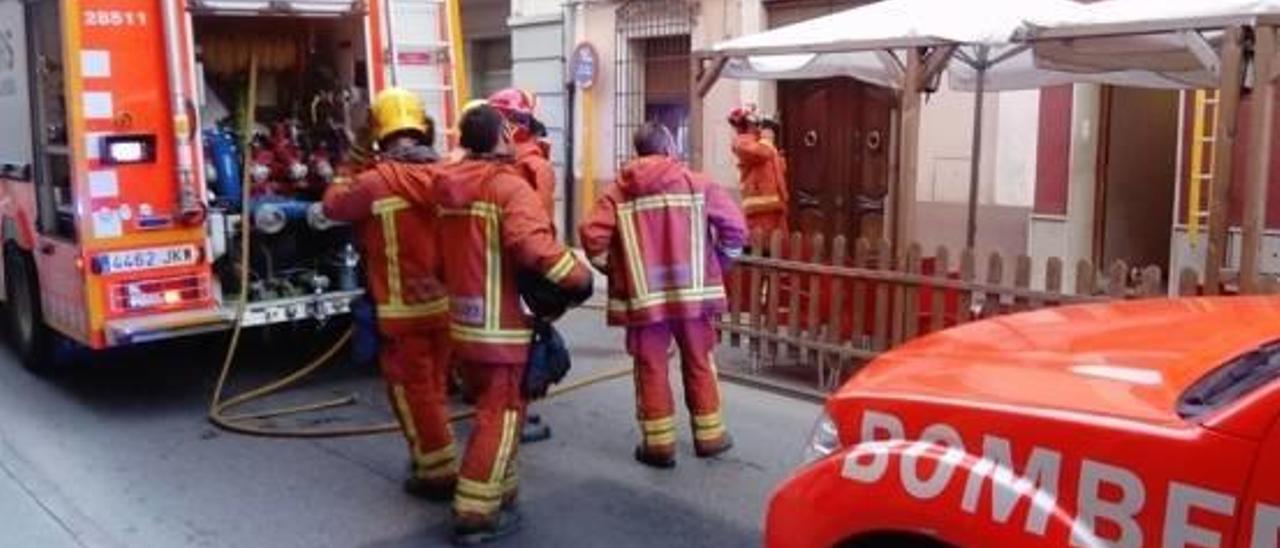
[728, 105, 759, 127]
[488, 88, 536, 120]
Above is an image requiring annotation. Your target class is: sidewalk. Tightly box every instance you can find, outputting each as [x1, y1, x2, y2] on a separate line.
[0, 458, 81, 548]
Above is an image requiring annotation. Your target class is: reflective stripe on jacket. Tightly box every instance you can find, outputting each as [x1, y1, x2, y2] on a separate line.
[430, 158, 590, 363]
[579, 155, 747, 326]
[322, 161, 448, 332]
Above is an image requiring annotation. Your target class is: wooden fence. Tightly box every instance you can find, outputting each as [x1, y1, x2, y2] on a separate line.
[715, 230, 1280, 391]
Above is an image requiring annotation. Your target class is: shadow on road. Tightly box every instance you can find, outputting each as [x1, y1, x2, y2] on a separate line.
[360, 477, 760, 548]
[12, 321, 380, 419]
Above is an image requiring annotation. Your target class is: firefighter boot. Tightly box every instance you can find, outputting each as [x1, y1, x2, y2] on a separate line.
[695, 433, 734, 459]
[452, 508, 523, 546]
[519, 413, 551, 443]
[633, 445, 676, 469]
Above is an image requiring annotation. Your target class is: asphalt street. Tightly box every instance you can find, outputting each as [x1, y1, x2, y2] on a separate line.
[0, 307, 819, 548]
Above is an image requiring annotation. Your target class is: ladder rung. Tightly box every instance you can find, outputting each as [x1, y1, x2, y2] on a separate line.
[1204, 98, 1220, 106]
[1195, 173, 1214, 180]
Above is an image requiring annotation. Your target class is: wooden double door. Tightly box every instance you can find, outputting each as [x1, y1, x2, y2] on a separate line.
[778, 78, 895, 242]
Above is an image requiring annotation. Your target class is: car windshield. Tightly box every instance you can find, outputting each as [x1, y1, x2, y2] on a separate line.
[1179, 341, 1280, 420]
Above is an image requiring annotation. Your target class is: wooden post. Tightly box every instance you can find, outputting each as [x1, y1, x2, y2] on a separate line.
[747, 231, 765, 368]
[985, 253, 1004, 317]
[1242, 25, 1278, 293]
[690, 55, 728, 171]
[852, 239, 871, 349]
[765, 230, 785, 361]
[873, 239, 892, 351]
[965, 49, 990, 250]
[1108, 260, 1129, 299]
[690, 56, 705, 171]
[806, 233, 826, 368]
[827, 236, 848, 378]
[1179, 267, 1201, 296]
[1206, 26, 1247, 294]
[958, 249, 976, 323]
[931, 246, 950, 333]
[893, 49, 925, 259]
[787, 232, 805, 360]
[1046, 257, 1064, 303]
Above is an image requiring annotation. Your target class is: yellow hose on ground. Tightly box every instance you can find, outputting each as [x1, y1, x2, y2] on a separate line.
[206, 50, 629, 439]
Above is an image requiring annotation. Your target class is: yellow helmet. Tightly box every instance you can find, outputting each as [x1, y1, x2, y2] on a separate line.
[371, 88, 428, 142]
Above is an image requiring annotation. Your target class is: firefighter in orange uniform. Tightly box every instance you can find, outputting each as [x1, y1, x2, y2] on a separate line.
[488, 88, 559, 443]
[321, 88, 456, 499]
[579, 122, 748, 468]
[432, 104, 592, 543]
[730, 106, 790, 240]
[487, 88, 557, 221]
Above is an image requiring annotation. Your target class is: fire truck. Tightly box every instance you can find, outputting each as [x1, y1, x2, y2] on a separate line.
[0, 0, 458, 370]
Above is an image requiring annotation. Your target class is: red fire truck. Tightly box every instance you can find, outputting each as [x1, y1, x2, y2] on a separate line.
[0, 0, 457, 370]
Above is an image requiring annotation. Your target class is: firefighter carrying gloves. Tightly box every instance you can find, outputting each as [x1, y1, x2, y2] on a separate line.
[730, 105, 790, 244]
[321, 88, 457, 501]
[433, 104, 592, 544]
[579, 122, 748, 469]
[489, 88, 559, 444]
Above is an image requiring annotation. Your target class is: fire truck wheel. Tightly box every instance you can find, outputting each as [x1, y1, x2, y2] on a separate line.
[4, 245, 54, 373]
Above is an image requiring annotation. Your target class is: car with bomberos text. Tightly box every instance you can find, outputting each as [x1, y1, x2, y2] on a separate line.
[768, 297, 1280, 548]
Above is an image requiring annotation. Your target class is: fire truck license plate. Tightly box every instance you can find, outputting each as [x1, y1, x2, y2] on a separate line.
[102, 246, 198, 274]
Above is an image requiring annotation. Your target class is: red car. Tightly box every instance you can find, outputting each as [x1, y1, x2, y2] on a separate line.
[766, 297, 1280, 548]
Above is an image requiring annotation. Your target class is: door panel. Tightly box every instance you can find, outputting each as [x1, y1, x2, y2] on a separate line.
[780, 79, 839, 237]
[854, 84, 893, 243]
[779, 78, 893, 242]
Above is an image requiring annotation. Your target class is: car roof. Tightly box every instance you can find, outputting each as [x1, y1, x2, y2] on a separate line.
[840, 297, 1280, 425]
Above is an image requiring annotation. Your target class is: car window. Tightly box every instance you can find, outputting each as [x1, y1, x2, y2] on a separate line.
[1179, 341, 1280, 420]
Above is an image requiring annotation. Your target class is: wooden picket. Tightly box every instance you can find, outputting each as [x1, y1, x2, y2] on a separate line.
[717, 229, 1183, 391]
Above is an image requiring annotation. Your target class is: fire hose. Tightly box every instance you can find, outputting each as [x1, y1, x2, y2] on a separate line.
[206, 52, 630, 439]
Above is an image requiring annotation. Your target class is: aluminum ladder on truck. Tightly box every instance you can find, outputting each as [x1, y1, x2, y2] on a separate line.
[384, 0, 465, 144]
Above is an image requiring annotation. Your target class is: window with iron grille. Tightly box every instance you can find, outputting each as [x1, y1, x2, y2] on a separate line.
[614, 0, 695, 170]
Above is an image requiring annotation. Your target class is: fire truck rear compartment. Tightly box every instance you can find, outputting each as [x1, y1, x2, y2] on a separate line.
[192, 15, 370, 320]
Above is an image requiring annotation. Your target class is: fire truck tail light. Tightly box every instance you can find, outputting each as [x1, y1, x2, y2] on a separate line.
[100, 134, 157, 165]
[112, 275, 209, 313]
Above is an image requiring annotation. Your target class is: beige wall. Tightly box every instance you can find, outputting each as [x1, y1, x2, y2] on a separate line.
[571, 0, 756, 193]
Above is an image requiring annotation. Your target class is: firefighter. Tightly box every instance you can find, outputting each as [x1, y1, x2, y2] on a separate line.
[487, 88, 556, 220]
[433, 104, 592, 543]
[729, 106, 790, 241]
[579, 121, 748, 468]
[488, 88, 557, 444]
[321, 88, 457, 500]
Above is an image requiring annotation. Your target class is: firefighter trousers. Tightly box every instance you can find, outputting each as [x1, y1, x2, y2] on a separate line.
[747, 210, 788, 246]
[381, 326, 457, 484]
[626, 317, 729, 458]
[453, 361, 525, 525]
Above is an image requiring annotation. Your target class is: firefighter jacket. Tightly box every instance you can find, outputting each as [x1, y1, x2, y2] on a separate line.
[578, 155, 748, 326]
[321, 149, 447, 334]
[429, 157, 591, 364]
[515, 139, 556, 222]
[732, 133, 790, 217]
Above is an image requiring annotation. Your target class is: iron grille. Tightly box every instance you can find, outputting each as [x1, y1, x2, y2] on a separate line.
[614, 0, 695, 170]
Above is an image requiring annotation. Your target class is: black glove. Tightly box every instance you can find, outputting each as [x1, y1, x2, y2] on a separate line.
[523, 320, 571, 400]
[518, 269, 594, 321]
